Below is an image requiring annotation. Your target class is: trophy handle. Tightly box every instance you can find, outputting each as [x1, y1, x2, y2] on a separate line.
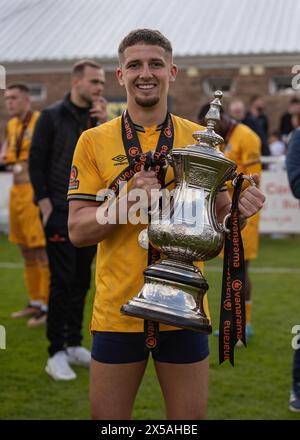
[232, 173, 257, 188]
[222, 174, 257, 234]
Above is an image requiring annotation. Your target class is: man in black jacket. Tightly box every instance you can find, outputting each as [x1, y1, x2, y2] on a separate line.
[29, 60, 107, 380]
[229, 98, 270, 157]
[280, 98, 300, 143]
[286, 111, 300, 412]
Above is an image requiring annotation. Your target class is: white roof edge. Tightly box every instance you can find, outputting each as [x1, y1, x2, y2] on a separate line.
[3, 53, 300, 75]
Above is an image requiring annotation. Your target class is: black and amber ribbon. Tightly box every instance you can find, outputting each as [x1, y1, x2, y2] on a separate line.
[109, 110, 173, 197]
[219, 173, 246, 366]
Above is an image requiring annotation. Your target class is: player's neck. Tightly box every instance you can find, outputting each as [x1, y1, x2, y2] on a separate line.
[18, 107, 31, 122]
[128, 102, 168, 128]
[70, 90, 90, 108]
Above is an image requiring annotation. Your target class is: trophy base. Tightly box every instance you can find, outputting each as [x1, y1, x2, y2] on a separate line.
[121, 259, 212, 335]
[121, 301, 212, 334]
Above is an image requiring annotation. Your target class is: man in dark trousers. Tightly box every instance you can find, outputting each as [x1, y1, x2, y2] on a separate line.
[29, 60, 107, 380]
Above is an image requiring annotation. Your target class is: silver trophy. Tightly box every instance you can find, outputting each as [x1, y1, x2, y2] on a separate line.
[121, 91, 238, 334]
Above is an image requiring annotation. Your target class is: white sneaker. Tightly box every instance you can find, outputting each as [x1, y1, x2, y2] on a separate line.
[66, 346, 91, 367]
[45, 351, 77, 380]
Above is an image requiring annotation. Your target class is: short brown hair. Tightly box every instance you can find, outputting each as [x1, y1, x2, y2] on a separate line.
[118, 29, 173, 59]
[7, 83, 30, 94]
[290, 97, 300, 105]
[72, 59, 102, 77]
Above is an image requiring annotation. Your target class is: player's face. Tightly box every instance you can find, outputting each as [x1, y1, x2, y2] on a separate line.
[290, 102, 300, 115]
[116, 44, 177, 109]
[292, 114, 300, 129]
[4, 89, 29, 117]
[75, 66, 105, 106]
[229, 102, 245, 121]
[254, 98, 265, 113]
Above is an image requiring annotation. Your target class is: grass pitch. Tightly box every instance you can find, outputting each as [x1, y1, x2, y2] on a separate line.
[0, 234, 299, 419]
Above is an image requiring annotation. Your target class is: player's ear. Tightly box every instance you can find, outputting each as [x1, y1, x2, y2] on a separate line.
[116, 67, 124, 86]
[71, 74, 80, 89]
[170, 64, 178, 82]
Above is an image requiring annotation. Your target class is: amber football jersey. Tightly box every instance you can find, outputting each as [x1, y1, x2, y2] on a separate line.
[224, 123, 262, 186]
[68, 114, 210, 332]
[5, 111, 40, 164]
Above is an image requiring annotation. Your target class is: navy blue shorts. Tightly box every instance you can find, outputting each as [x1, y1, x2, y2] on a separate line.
[91, 330, 209, 364]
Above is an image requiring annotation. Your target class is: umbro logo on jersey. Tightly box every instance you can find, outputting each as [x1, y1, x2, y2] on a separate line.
[112, 155, 128, 166]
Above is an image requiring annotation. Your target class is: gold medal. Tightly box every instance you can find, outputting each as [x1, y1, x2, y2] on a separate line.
[138, 228, 149, 250]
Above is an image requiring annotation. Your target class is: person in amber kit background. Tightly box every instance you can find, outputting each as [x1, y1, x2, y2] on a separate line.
[4, 84, 49, 327]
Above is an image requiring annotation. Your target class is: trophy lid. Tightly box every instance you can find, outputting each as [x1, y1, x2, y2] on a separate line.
[170, 90, 236, 179]
[192, 90, 224, 148]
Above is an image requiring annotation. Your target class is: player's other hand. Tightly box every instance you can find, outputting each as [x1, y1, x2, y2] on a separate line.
[238, 174, 265, 219]
[130, 170, 161, 207]
[38, 197, 53, 226]
[90, 97, 108, 124]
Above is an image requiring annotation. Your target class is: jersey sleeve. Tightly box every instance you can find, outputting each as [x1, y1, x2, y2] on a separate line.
[67, 130, 103, 202]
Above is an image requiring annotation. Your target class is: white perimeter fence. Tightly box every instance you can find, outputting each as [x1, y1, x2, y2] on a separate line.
[0, 156, 299, 234]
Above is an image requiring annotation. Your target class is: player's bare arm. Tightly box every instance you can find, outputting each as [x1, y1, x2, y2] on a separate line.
[68, 170, 161, 247]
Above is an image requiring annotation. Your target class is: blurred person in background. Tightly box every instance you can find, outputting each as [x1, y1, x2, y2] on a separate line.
[198, 104, 262, 343]
[247, 95, 269, 152]
[280, 97, 300, 144]
[268, 130, 286, 157]
[29, 60, 107, 381]
[229, 98, 269, 157]
[4, 84, 49, 327]
[228, 99, 247, 123]
[268, 130, 286, 171]
[286, 110, 300, 413]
